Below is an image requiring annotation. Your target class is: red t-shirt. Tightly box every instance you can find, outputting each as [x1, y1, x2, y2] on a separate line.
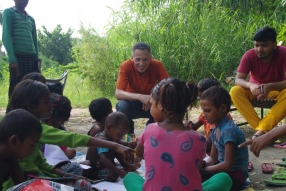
[237, 46, 286, 84]
[116, 59, 169, 95]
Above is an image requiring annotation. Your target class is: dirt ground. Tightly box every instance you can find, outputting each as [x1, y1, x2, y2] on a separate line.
[2, 107, 286, 190]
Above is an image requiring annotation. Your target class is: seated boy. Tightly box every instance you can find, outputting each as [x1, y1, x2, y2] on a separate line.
[187, 78, 232, 154]
[86, 112, 140, 181]
[87, 98, 113, 137]
[0, 109, 42, 190]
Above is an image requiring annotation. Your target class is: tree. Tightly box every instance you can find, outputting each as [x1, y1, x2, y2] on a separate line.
[38, 25, 74, 65]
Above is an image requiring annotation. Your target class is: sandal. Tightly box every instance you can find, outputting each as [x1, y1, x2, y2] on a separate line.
[274, 142, 286, 149]
[261, 163, 273, 174]
[248, 162, 253, 172]
[264, 169, 286, 186]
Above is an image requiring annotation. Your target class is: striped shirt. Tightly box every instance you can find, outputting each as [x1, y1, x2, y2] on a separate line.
[2, 7, 38, 64]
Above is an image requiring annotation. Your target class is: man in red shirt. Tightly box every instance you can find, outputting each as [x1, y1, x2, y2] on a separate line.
[230, 26, 286, 139]
[116, 42, 169, 134]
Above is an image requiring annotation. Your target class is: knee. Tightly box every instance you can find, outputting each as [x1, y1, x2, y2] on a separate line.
[215, 172, 232, 191]
[116, 100, 131, 114]
[230, 86, 245, 99]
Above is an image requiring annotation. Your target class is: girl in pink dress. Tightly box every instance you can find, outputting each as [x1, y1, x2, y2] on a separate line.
[123, 78, 232, 191]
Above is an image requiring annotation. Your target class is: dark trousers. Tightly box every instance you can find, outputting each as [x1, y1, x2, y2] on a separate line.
[116, 100, 154, 134]
[7, 54, 38, 112]
[200, 169, 244, 191]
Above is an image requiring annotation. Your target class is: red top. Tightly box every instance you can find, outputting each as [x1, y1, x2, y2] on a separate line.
[116, 59, 169, 95]
[238, 46, 286, 84]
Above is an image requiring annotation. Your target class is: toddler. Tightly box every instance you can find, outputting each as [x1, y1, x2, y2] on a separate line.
[86, 112, 140, 181]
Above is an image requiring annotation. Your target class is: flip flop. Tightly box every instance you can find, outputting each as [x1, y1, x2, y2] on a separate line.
[264, 170, 286, 186]
[264, 179, 286, 186]
[274, 142, 286, 149]
[248, 162, 253, 172]
[261, 163, 273, 174]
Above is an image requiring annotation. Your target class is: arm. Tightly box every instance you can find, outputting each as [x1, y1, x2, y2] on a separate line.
[115, 89, 151, 105]
[205, 140, 218, 166]
[188, 120, 204, 131]
[31, 18, 39, 59]
[10, 158, 26, 185]
[2, 9, 17, 64]
[135, 142, 144, 159]
[205, 142, 235, 172]
[239, 124, 286, 157]
[235, 72, 261, 97]
[99, 153, 126, 178]
[119, 140, 138, 149]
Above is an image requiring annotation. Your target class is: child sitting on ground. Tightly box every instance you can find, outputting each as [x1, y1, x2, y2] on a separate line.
[0, 109, 42, 190]
[3, 79, 134, 190]
[44, 93, 76, 159]
[87, 98, 137, 149]
[87, 98, 113, 137]
[86, 112, 140, 181]
[124, 78, 232, 191]
[187, 78, 233, 154]
[199, 86, 249, 191]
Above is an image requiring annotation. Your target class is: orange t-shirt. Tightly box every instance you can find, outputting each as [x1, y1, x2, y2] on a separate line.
[198, 112, 233, 139]
[116, 59, 169, 95]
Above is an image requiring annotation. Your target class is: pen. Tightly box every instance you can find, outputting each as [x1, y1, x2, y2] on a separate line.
[261, 85, 264, 93]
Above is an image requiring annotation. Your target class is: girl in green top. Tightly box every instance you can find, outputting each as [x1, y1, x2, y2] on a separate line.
[3, 79, 134, 190]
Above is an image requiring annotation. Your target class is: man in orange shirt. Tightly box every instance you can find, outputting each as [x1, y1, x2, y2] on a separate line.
[116, 42, 169, 134]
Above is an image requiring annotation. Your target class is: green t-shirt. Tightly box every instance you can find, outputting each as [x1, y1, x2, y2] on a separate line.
[3, 123, 90, 190]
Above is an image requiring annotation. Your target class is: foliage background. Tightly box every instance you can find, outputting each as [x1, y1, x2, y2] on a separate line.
[0, 0, 285, 108]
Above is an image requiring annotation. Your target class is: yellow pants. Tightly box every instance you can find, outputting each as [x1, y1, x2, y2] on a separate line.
[230, 86, 286, 133]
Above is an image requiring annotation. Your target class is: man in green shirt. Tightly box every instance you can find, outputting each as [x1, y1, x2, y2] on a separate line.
[2, 0, 39, 107]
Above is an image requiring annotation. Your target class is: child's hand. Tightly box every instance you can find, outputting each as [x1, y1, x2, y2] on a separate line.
[185, 120, 194, 129]
[115, 144, 135, 163]
[127, 141, 138, 149]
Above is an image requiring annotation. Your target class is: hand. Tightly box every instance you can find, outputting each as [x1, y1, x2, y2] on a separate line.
[257, 84, 269, 100]
[127, 141, 138, 149]
[114, 144, 135, 163]
[9, 62, 20, 76]
[238, 134, 272, 157]
[185, 120, 194, 129]
[142, 103, 151, 111]
[249, 84, 261, 97]
[140, 94, 151, 105]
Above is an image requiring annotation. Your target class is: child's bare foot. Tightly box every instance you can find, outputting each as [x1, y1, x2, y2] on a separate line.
[125, 163, 141, 172]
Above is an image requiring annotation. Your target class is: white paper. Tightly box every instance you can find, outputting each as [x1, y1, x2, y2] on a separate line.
[44, 144, 70, 166]
[44, 144, 90, 169]
[92, 178, 126, 191]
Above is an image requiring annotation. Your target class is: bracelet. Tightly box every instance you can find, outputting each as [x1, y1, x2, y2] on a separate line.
[62, 172, 66, 177]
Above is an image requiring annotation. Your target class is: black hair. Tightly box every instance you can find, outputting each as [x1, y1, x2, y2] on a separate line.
[105, 112, 129, 129]
[197, 78, 221, 92]
[89, 98, 112, 121]
[200, 86, 231, 112]
[253, 26, 277, 42]
[23, 72, 46, 83]
[9, 79, 50, 110]
[50, 93, 72, 120]
[0, 109, 42, 144]
[152, 78, 198, 120]
[132, 42, 151, 53]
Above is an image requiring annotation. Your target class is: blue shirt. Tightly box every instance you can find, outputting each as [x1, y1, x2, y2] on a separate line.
[210, 115, 249, 180]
